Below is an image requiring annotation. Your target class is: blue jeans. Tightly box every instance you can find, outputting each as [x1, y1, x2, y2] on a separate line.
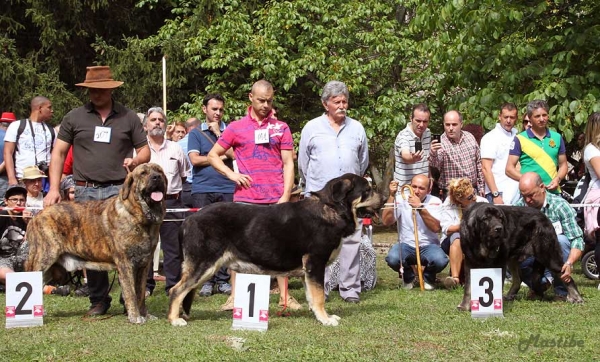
[385, 243, 449, 284]
[519, 234, 571, 296]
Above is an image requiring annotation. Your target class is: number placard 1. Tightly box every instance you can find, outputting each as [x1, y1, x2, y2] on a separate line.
[5, 271, 44, 328]
[231, 273, 270, 331]
[470, 268, 504, 319]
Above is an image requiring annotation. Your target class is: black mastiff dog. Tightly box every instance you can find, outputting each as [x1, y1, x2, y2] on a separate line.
[458, 203, 583, 311]
[167, 173, 382, 326]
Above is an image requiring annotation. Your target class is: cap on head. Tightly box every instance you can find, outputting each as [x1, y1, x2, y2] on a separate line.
[75, 66, 124, 89]
[5, 184, 27, 199]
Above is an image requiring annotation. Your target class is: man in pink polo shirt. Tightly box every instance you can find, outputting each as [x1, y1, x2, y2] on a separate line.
[208, 79, 297, 311]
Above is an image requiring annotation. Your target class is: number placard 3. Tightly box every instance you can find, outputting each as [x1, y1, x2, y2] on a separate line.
[231, 273, 271, 331]
[5, 271, 44, 328]
[470, 268, 504, 319]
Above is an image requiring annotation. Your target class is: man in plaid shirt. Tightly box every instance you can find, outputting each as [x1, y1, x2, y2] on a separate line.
[428, 110, 484, 199]
[515, 172, 583, 301]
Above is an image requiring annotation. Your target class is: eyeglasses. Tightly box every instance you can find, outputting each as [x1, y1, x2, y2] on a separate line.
[7, 198, 26, 204]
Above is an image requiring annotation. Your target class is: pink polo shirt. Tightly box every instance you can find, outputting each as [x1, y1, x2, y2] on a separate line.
[217, 108, 293, 203]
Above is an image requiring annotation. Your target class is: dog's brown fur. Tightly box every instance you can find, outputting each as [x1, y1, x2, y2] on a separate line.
[25, 163, 167, 323]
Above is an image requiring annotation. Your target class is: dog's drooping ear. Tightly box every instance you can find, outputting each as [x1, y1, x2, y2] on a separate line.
[121, 172, 134, 200]
[332, 178, 353, 203]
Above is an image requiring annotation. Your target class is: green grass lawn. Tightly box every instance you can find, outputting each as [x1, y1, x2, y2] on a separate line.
[1, 233, 598, 361]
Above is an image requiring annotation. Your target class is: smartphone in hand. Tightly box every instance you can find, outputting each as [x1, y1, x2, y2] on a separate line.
[415, 140, 422, 152]
[431, 134, 441, 143]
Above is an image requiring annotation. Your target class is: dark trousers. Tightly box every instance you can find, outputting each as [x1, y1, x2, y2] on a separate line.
[74, 184, 122, 306]
[192, 192, 233, 285]
[147, 197, 184, 295]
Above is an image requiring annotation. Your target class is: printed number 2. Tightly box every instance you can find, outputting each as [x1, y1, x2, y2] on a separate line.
[15, 282, 33, 315]
[247, 283, 255, 317]
[478, 277, 493, 307]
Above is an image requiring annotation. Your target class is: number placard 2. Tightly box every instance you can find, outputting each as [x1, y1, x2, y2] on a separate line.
[470, 268, 504, 319]
[5, 271, 44, 328]
[231, 273, 270, 331]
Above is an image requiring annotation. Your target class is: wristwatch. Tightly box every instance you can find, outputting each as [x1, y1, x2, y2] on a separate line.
[491, 191, 500, 198]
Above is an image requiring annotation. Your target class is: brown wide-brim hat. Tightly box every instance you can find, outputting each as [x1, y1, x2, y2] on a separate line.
[76, 66, 124, 89]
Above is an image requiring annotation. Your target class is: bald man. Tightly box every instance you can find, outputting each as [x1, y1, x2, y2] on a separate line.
[515, 172, 583, 301]
[4, 96, 55, 186]
[429, 110, 484, 200]
[208, 80, 298, 310]
[382, 174, 448, 290]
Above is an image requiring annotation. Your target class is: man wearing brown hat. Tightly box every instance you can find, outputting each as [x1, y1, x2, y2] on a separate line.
[44, 65, 150, 316]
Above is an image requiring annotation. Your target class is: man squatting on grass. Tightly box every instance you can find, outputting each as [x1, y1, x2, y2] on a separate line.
[382, 174, 448, 290]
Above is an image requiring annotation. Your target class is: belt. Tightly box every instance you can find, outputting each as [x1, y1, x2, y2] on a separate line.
[75, 180, 124, 188]
[166, 192, 180, 200]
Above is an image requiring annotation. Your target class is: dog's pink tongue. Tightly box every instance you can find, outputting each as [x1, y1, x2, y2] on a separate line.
[151, 192, 164, 201]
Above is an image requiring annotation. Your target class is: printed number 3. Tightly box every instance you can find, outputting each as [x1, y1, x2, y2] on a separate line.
[15, 282, 33, 315]
[478, 277, 494, 307]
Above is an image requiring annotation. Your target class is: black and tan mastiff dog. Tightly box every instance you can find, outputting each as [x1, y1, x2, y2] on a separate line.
[167, 173, 383, 326]
[25, 163, 167, 323]
[458, 203, 583, 311]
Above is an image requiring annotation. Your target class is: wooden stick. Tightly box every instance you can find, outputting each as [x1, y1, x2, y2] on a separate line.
[400, 185, 425, 291]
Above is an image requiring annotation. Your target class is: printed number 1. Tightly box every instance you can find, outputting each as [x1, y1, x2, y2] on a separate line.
[247, 283, 255, 317]
[15, 282, 33, 315]
[478, 277, 494, 307]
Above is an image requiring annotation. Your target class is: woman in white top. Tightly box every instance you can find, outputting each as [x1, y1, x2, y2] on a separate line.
[440, 178, 488, 288]
[582, 112, 600, 289]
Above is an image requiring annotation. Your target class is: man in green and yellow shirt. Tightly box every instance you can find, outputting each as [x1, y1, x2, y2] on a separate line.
[505, 100, 568, 194]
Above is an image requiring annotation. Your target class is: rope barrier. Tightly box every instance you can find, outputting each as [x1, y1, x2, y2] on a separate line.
[2, 202, 599, 220]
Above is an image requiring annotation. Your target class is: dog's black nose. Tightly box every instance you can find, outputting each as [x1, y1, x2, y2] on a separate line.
[494, 225, 502, 233]
[151, 174, 161, 181]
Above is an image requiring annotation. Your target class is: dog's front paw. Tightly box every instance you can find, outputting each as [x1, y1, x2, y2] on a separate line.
[567, 294, 584, 304]
[145, 313, 158, 321]
[129, 316, 146, 324]
[170, 318, 188, 326]
[456, 302, 470, 312]
[504, 293, 517, 301]
[320, 314, 340, 326]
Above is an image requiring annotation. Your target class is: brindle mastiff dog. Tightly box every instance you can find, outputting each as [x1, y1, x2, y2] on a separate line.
[25, 163, 167, 324]
[168, 173, 383, 327]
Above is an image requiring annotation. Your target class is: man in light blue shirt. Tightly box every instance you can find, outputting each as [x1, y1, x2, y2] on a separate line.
[299, 80, 369, 303]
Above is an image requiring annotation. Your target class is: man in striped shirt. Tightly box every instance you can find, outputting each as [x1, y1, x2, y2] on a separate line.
[144, 107, 189, 296]
[429, 110, 484, 199]
[394, 103, 433, 187]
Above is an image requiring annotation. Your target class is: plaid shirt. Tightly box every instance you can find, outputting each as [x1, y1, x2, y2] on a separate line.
[428, 131, 484, 193]
[515, 192, 584, 250]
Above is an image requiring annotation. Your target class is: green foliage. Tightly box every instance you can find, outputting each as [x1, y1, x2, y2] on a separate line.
[411, 0, 600, 141]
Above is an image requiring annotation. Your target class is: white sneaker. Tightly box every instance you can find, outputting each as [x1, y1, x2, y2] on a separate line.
[402, 278, 415, 290]
[424, 281, 435, 291]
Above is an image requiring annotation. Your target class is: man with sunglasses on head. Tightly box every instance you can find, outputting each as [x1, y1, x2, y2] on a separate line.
[44, 66, 149, 317]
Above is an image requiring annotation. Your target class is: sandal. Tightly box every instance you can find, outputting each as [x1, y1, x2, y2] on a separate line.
[443, 276, 460, 289]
